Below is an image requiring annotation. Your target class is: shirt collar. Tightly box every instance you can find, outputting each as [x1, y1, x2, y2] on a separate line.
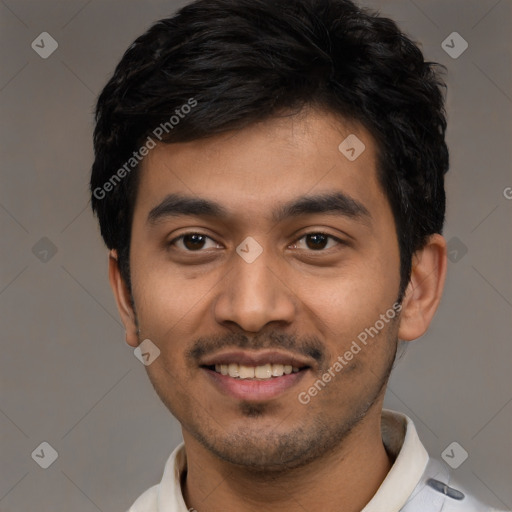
[156, 408, 429, 512]
[361, 409, 429, 512]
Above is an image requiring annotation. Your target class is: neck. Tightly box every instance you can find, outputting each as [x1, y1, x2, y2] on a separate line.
[181, 407, 393, 512]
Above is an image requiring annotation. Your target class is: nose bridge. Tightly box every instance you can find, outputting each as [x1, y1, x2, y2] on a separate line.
[234, 247, 275, 300]
[214, 242, 295, 331]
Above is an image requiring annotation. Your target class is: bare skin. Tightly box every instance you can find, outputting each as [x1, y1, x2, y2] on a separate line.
[109, 107, 447, 512]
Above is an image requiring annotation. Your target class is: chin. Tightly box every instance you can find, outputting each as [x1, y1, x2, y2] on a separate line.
[189, 419, 348, 473]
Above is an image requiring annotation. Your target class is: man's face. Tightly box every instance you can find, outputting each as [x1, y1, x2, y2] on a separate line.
[126, 109, 402, 470]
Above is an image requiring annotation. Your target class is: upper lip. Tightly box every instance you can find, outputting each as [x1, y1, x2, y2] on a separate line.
[199, 350, 314, 369]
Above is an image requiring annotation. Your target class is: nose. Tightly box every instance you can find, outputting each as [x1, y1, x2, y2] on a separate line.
[213, 248, 296, 333]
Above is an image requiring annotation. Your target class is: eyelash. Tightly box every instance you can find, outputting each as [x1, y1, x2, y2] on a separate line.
[167, 231, 346, 253]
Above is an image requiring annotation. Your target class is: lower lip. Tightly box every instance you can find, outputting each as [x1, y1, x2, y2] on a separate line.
[203, 368, 308, 401]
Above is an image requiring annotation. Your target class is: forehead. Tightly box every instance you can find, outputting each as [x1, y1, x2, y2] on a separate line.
[134, 109, 387, 224]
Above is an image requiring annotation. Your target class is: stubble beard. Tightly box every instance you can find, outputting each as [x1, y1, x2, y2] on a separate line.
[167, 335, 398, 473]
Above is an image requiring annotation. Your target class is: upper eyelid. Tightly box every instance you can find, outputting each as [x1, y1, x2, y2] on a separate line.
[170, 233, 220, 249]
[168, 231, 345, 250]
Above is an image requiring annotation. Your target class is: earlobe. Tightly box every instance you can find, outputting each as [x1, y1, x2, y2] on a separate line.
[398, 234, 447, 341]
[108, 249, 139, 347]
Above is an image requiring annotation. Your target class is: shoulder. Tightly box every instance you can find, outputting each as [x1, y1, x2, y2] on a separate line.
[125, 442, 188, 512]
[402, 457, 510, 512]
[126, 484, 159, 512]
[430, 477, 508, 512]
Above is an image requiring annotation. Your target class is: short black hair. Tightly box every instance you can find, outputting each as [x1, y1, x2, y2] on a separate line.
[90, 0, 449, 299]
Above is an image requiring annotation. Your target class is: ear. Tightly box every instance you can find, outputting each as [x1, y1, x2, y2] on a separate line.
[108, 249, 139, 347]
[398, 234, 447, 341]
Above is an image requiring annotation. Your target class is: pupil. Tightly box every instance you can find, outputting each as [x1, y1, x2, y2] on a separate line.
[307, 233, 327, 250]
[184, 234, 205, 250]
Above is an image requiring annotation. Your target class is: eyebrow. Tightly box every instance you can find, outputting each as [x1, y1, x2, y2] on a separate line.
[147, 191, 371, 225]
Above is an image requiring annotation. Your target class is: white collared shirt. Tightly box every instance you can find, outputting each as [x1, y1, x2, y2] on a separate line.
[127, 409, 507, 512]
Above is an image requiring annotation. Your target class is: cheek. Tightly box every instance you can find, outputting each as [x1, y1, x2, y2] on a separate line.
[130, 247, 214, 332]
[298, 259, 399, 339]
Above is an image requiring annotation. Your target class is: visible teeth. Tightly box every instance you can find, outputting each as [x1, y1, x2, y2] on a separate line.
[255, 363, 272, 379]
[239, 365, 255, 379]
[214, 363, 301, 379]
[228, 363, 240, 378]
[271, 364, 284, 376]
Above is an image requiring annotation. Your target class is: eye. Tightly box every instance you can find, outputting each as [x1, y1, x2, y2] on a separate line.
[290, 232, 344, 251]
[168, 233, 221, 251]
[168, 231, 345, 253]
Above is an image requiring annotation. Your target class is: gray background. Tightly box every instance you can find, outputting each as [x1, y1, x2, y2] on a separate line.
[0, 0, 511, 511]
